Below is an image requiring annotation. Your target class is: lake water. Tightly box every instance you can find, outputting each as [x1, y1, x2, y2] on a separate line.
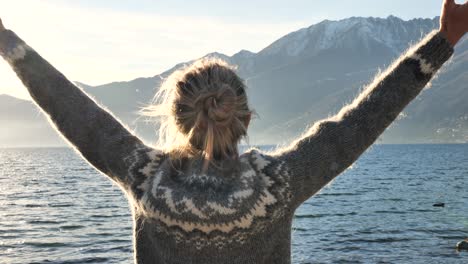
[0, 145, 467, 264]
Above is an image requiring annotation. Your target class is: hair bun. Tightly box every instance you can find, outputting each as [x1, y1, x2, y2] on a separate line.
[197, 86, 236, 125]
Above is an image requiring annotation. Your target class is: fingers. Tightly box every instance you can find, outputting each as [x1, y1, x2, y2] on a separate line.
[444, 0, 455, 6]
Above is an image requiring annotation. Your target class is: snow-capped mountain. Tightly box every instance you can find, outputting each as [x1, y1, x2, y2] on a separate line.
[261, 16, 438, 57]
[2, 16, 467, 147]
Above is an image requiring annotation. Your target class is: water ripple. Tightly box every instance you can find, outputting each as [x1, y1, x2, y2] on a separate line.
[1, 145, 467, 263]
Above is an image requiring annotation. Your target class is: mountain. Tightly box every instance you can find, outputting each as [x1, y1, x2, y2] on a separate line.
[0, 94, 63, 147]
[1, 16, 467, 147]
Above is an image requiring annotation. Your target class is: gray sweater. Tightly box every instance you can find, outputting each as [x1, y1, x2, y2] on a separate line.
[0, 29, 454, 264]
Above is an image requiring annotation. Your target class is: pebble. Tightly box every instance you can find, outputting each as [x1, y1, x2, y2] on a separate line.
[456, 240, 468, 251]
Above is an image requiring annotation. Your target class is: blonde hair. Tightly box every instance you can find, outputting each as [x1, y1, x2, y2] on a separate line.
[142, 58, 252, 172]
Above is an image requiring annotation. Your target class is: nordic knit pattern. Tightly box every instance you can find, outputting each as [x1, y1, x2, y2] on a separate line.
[0, 29, 454, 264]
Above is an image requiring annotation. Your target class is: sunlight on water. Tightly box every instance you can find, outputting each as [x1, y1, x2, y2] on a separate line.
[0, 145, 467, 263]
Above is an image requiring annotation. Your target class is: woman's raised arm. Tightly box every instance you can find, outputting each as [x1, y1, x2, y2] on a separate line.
[0, 19, 161, 189]
[272, 0, 466, 207]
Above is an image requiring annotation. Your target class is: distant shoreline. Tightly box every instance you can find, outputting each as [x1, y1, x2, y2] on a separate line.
[1, 143, 467, 150]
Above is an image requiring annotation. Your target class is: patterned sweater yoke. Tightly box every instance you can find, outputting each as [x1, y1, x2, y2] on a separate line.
[0, 29, 454, 264]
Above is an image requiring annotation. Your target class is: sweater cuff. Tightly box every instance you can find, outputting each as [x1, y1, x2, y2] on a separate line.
[0, 30, 31, 65]
[408, 30, 454, 76]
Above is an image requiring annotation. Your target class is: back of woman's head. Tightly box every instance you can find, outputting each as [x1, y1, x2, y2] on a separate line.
[142, 58, 251, 167]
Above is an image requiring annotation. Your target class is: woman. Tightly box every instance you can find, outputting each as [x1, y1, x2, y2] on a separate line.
[0, 1, 467, 263]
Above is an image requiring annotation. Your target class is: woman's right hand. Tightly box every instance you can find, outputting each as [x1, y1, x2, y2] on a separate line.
[440, 0, 468, 46]
[0, 18, 5, 32]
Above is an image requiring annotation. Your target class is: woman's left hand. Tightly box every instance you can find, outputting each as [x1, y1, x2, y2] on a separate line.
[439, 0, 468, 46]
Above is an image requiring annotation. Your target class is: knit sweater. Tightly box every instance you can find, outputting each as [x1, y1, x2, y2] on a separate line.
[0, 29, 454, 264]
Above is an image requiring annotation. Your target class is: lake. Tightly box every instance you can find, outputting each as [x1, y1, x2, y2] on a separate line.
[0, 144, 467, 263]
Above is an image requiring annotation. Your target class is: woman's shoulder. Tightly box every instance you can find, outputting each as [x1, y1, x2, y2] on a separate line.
[239, 147, 293, 203]
[239, 147, 289, 179]
[123, 145, 167, 197]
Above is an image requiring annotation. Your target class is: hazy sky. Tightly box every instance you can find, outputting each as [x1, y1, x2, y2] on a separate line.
[0, 0, 449, 99]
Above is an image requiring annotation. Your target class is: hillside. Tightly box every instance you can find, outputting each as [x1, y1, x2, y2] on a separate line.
[1, 16, 467, 147]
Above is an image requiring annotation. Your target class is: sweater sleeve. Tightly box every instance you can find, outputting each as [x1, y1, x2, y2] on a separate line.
[272, 30, 454, 207]
[0, 29, 160, 189]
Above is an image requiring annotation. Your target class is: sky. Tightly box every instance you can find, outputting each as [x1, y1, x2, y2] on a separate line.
[0, 0, 449, 100]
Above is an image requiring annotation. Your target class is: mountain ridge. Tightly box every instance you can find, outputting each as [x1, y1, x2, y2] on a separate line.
[2, 15, 467, 147]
